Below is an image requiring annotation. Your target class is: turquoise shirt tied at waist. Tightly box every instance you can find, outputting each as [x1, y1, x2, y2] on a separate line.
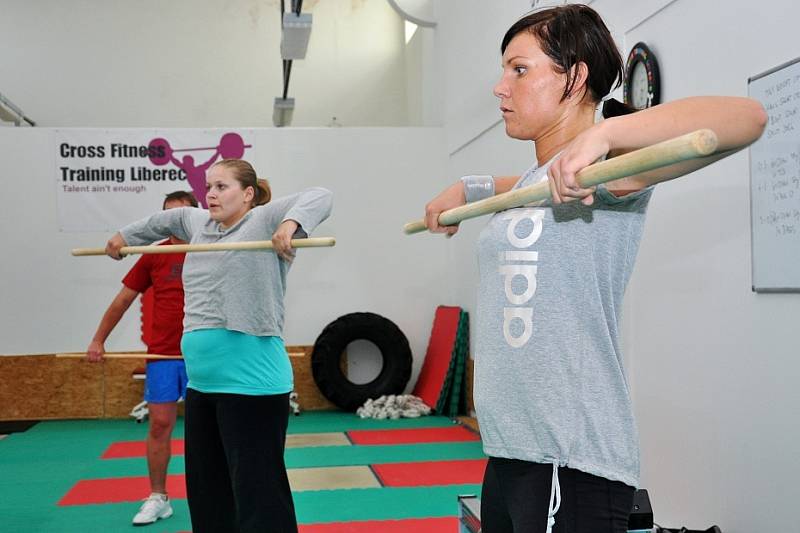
[181, 328, 293, 396]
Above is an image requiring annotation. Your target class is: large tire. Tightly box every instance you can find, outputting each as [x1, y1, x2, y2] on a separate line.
[312, 312, 412, 411]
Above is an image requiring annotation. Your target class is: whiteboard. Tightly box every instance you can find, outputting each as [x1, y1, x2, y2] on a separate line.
[748, 58, 800, 292]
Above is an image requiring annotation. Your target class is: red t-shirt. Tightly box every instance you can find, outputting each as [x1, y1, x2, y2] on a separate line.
[122, 242, 186, 355]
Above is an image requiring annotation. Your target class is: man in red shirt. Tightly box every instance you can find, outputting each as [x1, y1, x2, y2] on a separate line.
[86, 190, 196, 526]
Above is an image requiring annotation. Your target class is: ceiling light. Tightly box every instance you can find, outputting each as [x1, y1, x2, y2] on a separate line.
[281, 13, 312, 60]
[273, 97, 295, 127]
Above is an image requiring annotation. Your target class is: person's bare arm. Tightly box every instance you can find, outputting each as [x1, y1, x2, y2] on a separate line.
[549, 96, 767, 204]
[86, 286, 139, 362]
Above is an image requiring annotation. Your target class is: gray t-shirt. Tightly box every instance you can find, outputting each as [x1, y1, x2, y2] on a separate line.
[474, 161, 651, 488]
[120, 187, 332, 337]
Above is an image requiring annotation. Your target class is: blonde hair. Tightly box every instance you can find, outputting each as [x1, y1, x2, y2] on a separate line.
[212, 159, 271, 206]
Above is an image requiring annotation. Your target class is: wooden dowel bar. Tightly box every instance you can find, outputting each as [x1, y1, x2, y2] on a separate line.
[71, 237, 336, 257]
[404, 129, 719, 234]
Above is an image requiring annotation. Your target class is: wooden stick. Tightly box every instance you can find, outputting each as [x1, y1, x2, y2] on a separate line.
[404, 129, 719, 234]
[56, 353, 183, 360]
[55, 351, 306, 359]
[71, 237, 336, 257]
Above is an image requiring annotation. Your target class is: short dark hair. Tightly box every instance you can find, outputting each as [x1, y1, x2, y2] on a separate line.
[501, 5, 625, 108]
[163, 190, 198, 209]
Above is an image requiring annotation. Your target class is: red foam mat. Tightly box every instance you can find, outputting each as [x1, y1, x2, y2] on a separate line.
[59, 459, 485, 506]
[298, 517, 457, 532]
[347, 426, 479, 445]
[58, 474, 187, 506]
[412, 306, 462, 409]
[372, 458, 487, 487]
[102, 439, 184, 459]
[104, 426, 480, 458]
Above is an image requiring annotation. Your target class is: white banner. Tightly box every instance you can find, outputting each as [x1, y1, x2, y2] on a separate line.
[56, 128, 255, 231]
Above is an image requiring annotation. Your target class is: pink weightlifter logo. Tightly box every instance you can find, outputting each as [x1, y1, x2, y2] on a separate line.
[147, 133, 252, 208]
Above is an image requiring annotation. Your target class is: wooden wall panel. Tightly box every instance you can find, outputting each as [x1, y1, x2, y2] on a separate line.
[1, 347, 466, 420]
[0, 356, 103, 419]
[457, 357, 479, 433]
[102, 359, 147, 418]
[287, 345, 338, 411]
[0, 347, 337, 420]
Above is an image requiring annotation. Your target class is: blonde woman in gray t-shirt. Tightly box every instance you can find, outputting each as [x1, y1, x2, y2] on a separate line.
[421, 5, 765, 533]
[106, 159, 332, 533]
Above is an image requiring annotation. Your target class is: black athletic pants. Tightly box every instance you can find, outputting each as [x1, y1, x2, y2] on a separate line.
[184, 388, 297, 533]
[481, 457, 635, 533]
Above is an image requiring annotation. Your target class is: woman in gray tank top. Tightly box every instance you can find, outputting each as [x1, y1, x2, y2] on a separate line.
[422, 5, 766, 533]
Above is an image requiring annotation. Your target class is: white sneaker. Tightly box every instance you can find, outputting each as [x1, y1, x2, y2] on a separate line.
[132, 493, 173, 526]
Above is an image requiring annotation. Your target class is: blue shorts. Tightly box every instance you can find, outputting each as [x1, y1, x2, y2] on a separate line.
[144, 360, 188, 403]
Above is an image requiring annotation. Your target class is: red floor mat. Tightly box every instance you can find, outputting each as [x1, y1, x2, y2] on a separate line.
[298, 517, 457, 532]
[103, 426, 479, 458]
[58, 474, 187, 506]
[372, 458, 486, 487]
[347, 426, 479, 445]
[59, 458, 485, 506]
[102, 439, 185, 459]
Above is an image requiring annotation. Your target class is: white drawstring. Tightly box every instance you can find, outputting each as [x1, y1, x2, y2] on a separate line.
[546, 463, 561, 533]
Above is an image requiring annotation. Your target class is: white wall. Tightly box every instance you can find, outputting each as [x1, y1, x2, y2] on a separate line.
[0, 127, 449, 389]
[425, 1, 535, 317]
[436, 0, 534, 154]
[435, 0, 800, 531]
[405, 25, 439, 127]
[612, 1, 800, 531]
[0, 0, 411, 127]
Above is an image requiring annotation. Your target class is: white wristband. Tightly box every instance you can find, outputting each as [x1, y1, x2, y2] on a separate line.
[460, 175, 494, 203]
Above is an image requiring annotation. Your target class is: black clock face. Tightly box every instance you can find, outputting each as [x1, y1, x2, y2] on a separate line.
[624, 42, 660, 110]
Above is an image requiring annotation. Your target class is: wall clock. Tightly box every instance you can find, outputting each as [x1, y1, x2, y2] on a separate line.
[624, 42, 661, 110]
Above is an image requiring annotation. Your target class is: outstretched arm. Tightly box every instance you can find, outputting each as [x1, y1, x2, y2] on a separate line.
[85, 286, 139, 362]
[549, 96, 768, 203]
[123, 207, 196, 245]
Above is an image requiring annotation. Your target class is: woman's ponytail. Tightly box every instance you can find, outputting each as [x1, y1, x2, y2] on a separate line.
[602, 97, 638, 119]
[253, 178, 271, 206]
